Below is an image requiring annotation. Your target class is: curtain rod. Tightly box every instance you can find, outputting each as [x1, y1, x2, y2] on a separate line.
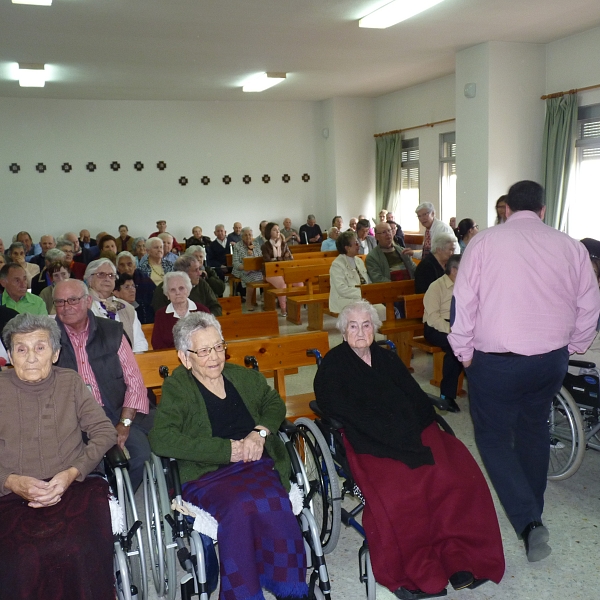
[541, 83, 600, 100]
[373, 118, 455, 138]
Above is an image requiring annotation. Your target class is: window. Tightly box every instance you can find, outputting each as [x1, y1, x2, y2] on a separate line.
[568, 104, 600, 239]
[400, 138, 420, 231]
[439, 132, 456, 223]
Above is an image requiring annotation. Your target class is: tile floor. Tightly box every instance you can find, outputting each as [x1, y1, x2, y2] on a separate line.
[141, 308, 600, 600]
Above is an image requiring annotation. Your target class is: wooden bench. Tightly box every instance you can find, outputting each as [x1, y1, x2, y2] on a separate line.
[226, 331, 330, 419]
[135, 331, 329, 419]
[141, 309, 278, 351]
[359, 280, 424, 365]
[262, 260, 335, 311]
[226, 254, 240, 296]
[403, 294, 465, 395]
[286, 293, 334, 330]
[289, 243, 323, 254]
[217, 295, 242, 315]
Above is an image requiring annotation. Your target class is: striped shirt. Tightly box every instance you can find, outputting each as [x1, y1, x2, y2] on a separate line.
[62, 321, 148, 414]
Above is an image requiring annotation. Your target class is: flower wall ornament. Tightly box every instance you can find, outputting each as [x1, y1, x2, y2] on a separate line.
[134, 161, 144, 171]
[282, 174, 291, 183]
[201, 176, 210, 185]
[10, 163, 20, 174]
[302, 173, 310, 182]
[178, 176, 189, 186]
[262, 174, 270, 183]
[86, 162, 97, 172]
[156, 161, 167, 171]
[243, 175, 251, 184]
[222, 175, 231, 185]
[36, 163, 47, 173]
[62, 163, 72, 173]
[110, 161, 121, 171]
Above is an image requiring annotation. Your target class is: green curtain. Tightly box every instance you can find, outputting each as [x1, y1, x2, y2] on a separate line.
[542, 95, 578, 231]
[375, 133, 402, 214]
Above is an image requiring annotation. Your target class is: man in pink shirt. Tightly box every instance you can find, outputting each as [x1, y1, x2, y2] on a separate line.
[449, 180, 600, 563]
[53, 279, 152, 490]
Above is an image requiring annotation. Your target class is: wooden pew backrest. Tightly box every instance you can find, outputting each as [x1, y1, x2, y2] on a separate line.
[217, 295, 243, 315]
[217, 310, 279, 340]
[403, 294, 426, 320]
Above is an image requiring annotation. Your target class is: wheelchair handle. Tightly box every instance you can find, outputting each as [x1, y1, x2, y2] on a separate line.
[306, 348, 322, 366]
[244, 355, 259, 370]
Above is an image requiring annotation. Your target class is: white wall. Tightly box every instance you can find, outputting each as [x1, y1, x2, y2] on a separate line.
[0, 98, 324, 244]
[374, 75, 456, 228]
[546, 26, 600, 93]
[456, 42, 546, 230]
[328, 97, 376, 224]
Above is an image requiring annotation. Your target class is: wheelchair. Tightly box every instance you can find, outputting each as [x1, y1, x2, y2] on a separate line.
[548, 359, 600, 480]
[142, 400, 331, 599]
[104, 445, 149, 600]
[293, 344, 455, 600]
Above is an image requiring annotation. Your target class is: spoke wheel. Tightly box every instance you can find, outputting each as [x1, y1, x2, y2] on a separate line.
[293, 418, 341, 554]
[548, 387, 586, 480]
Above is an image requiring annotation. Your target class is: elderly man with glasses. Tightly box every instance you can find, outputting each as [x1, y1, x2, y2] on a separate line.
[53, 279, 153, 491]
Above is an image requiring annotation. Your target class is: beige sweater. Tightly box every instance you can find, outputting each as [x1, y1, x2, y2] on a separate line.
[0, 367, 117, 496]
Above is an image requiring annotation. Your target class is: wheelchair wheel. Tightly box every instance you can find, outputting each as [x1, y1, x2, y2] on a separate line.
[359, 543, 376, 600]
[114, 467, 148, 600]
[143, 455, 178, 600]
[293, 417, 342, 554]
[548, 387, 586, 481]
[114, 540, 132, 600]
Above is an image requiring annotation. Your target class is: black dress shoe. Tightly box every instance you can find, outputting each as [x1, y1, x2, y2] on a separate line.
[394, 587, 447, 599]
[521, 521, 551, 562]
[466, 578, 489, 590]
[445, 398, 460, 413]
[449, 571, 474, 590]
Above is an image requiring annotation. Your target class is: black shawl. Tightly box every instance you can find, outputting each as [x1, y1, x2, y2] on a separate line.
[314, 341, 435, 469]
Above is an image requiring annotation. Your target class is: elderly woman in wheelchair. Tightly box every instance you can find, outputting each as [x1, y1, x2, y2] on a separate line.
[0, 314, 118, 599]
[149, 312, 311, 600]
[313, 300, 505, 600]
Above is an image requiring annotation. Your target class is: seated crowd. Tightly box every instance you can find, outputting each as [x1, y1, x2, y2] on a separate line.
[1, 188, 596, 600]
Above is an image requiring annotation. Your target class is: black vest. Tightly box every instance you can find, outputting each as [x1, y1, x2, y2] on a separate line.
[56, 311, 127, 424]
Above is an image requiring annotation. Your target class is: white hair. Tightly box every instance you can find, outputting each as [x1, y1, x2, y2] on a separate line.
[415, 202, 434, 214]
[336, 300, 382, 335]
[431, 232, 457, 254]
[163, 271, 193, 298]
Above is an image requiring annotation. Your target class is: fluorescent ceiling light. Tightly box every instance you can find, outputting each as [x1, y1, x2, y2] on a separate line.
[12, 0, 52, 5]
[18, 63, 46, 87]
[359, 0, 445, 29]
[242, 72, 286, 92]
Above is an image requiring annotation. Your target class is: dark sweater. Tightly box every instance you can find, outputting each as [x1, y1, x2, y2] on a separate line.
[414, 252, 445, 294]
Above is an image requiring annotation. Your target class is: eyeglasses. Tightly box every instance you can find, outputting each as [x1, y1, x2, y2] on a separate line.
[121, 284, 137, 291]
[187, 342, 228, 358]
[93, 272, 116, 280]
[53, 294, 88, 308]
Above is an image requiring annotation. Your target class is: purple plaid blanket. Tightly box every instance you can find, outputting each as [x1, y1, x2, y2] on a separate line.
[182, 457, 309, 600]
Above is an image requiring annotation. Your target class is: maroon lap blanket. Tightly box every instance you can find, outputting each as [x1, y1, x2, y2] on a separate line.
[182, 458, 308, 600]
[345, 423, 505, 594]
[0, 477, 115, 600]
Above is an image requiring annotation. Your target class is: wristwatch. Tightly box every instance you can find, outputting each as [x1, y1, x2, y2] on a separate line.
[119, 418, 133, 427]
[253, 428, 268, 438]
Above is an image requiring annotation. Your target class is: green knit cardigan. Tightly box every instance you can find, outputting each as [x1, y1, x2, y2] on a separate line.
[149, 362, 291, 489]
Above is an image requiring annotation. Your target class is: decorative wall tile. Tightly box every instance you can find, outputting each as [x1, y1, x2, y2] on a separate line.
[201, 176, 210, 185]
[302, 173, 310, 182]
[86, 162, 97, 172]
[282, 174, 290, 183]
[62, 163, 72, 173]
[157, 161, 167, 171]
[243, 175, 251, 184]
[222, 175, 231, 185]
[134, 161, 144, 171]
[36, 163, 47, 173]
[179, 176, 188, 186]
[111, 161, 120, 171]
[262, 174, 270, 183]
[9, 163, 20, 174]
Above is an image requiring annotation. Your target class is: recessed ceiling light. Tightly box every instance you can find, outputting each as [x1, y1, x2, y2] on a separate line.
[359, 0, 445, 29]
[242, 72, 286, 93]
[12, 0, 52, 5]
[18, 63, 46, 87]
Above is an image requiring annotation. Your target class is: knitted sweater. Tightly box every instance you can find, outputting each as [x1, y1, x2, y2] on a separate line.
[0, 367, 116, 495]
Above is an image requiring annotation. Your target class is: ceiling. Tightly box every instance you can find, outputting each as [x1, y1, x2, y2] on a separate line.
[1, 0, 600, 102]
